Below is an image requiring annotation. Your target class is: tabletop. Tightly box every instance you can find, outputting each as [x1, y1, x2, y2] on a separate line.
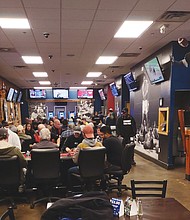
[118, 198, 190, 220]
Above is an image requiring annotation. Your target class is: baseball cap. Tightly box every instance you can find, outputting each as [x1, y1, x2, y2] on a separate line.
[82, 125, 94, 138]
[0, 128, 8, 137]
[109, 108, 113, 111]
[73, 126, 81, 134]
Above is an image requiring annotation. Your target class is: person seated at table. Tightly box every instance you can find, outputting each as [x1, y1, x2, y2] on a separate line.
[0, 128, 27, 192]
[99, 126, 124, 171]
[31, 128, 59, 149]
[34, 123, 45, 143]
[62, 126, 83, 153]
[51, 119, 62, 144]
[67, 125, 103, 191]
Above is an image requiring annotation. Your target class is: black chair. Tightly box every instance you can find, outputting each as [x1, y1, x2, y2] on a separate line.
[0, 156, 22, 207]
[105, 143, 134, 196]
[0, 207, 15, 220]
[131, 179, 167, 199]
[71, 147, 106, 192]
[30, 148, 62, 208]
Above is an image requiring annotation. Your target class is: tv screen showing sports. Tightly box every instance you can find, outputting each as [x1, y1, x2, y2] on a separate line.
[110, 82, 119, 96]
[77, 89, 93, 99]
[144, 57, 164, 84]
[29, 89, 46, 99]
[98, 89, 106, 100]
[12, 89, 18, 102]
[53, 89, 69, 99]
[124, 72, 138, 91]
[6, 88, 14, 101]
[17, 91, 22, 103]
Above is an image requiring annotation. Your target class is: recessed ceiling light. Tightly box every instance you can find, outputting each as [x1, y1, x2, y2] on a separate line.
[96, 56, 118, 64]
[86, 72, 102, 77]
[0, 18, 30, 29]
[81, 81, 93, 85]
[34, 87, 52, 89]
[22, 56, 43, 64]
[114, 20, 153, 38]
[70, 87, 87, 89]
[33, 72, 48, 77]
[39, 81, 51, 85]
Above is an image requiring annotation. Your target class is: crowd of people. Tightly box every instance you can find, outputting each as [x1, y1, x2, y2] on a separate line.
[0, 107, 137, 192]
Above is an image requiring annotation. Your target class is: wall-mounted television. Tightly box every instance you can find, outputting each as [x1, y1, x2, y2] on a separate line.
[144, 57, 164, 84]
[17, 91, 22, 103]
[12, 89, 18, 102]
[124, 72, 138, 91]
[53, 89, 69, 99]
[29, 89, 46, 99]
[110, 82, 119, 96]
[98, 89, 106, 100]
[6, 88, 14, 101]
[77, 89, 93, 99]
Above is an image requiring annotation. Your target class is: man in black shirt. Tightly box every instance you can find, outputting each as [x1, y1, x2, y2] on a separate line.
[99, 126, 124, 171]
[116, 107, 136, 165]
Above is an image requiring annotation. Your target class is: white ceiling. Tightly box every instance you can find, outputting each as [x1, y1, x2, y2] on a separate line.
[0, 0, 190, 89]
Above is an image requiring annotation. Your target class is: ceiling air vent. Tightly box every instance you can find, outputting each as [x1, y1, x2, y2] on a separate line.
[14, 65, 28, 69]
[157, 11, 190, 22]
[27, 80, 38, 83]
[108, 65, 123, 69]
[0, 48, 17, 53]
[119, 53, 140, 57]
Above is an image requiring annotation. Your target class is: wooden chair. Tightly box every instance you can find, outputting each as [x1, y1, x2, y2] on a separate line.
[131, 180, 167, 199]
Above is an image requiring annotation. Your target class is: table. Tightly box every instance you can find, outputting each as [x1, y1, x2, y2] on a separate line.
[118, 198, 190, 220]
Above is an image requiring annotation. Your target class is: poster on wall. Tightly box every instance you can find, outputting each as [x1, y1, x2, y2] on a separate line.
[29, 102, 47, 120]
[77, 100, 94, 119]
[135, 76, 160, 160]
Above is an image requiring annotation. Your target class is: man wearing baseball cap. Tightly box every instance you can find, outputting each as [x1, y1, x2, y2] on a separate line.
[68, 125, 104, 190]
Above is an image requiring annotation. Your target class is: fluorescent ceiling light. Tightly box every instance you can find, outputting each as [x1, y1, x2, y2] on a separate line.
[81, 81, 93, 85]
[96, 56, 118, 64]
[70, 87, 87, 89]
[22, 56, 43, 64]
[33, 72, 48, 77]
[34, 87, 52, 89]
[86, 72, 102, 77]
[39, 81, 51, 85]
[0, 18, 30, 29]
[114, 20, 153, 38]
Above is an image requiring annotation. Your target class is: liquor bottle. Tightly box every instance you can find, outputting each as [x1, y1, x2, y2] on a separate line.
[137, 199, 143, 216]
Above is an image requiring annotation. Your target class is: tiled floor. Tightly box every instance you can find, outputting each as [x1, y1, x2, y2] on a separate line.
[0, 154, 190, 220]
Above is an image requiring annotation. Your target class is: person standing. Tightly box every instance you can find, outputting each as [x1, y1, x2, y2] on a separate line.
[116, 107, 136, 165]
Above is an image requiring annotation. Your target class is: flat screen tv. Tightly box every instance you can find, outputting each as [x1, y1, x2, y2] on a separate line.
[53, 89, 69, 99]
[29, 89, 46, 99]
[17, 91, 22, 103]
[124, 72, 138, 91]
[98, 89, 106, 100]
[12, 89, 18, 102]
[77, 89, 93, 99]
[6, 88, 14, 101]
[110, 82, 119, 96]
[144, 57, 164, 84]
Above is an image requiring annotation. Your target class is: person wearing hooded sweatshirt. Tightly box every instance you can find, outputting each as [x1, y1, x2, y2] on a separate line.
[67, 124, 103, 190]
[0, 128, 27, 192]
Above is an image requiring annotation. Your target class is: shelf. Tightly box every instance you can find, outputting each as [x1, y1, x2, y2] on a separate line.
[158, 107, 169, 135]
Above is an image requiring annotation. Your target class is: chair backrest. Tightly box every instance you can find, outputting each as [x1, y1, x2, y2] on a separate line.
[121, 143, 134, 173]
[31, 148, 60, 180]
[0, 156, 20, 187]
[131, 180, 167, 199]
[78, 147, 106, 181]
[0, 207, 15, 220]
